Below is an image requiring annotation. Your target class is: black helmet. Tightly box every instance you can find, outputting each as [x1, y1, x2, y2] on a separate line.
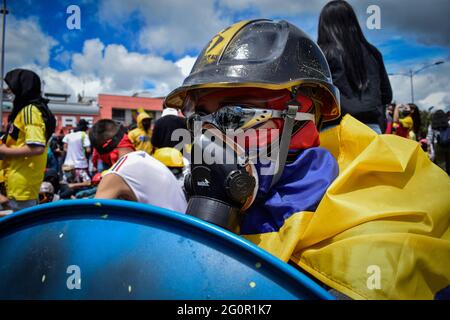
[165, 19, 340, 122]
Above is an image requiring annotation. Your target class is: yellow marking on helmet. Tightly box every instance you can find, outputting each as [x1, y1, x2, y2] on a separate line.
[204, 20, 252, 63]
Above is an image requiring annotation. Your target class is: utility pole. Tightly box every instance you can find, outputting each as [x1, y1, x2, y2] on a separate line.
[0, 0, 8, 130]
[409, 69, 414, 103]
[389, 61, 445, 104]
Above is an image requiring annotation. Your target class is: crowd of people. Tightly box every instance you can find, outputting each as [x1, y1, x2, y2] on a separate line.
[0, 70, 190, 215]
[0, 0, 448, 300]
[384, 102, 450, 173]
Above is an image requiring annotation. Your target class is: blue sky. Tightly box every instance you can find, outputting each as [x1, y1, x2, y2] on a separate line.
[5, 0, 450, 110]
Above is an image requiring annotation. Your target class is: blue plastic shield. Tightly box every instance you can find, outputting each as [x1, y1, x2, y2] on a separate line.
[0, 199, 333, 300]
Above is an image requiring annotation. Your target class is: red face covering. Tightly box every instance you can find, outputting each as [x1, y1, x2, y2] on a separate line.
[185, 87, 320, 151]
[97, 134, 136, 167]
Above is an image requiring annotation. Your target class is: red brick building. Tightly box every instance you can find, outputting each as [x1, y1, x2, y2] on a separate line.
[98, 94, 164, 125]
[1, 93, 164, 134]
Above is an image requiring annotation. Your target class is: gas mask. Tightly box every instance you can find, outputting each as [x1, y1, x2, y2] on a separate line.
[183, 102, 315, 230]
[184, 122, 259, 230]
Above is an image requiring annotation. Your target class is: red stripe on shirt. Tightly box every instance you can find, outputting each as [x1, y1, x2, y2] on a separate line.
[113, 155, 128, 172]
[110, 155, 125, 172]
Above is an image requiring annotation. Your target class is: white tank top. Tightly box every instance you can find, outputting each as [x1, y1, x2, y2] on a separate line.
[105, 151, 187, 213]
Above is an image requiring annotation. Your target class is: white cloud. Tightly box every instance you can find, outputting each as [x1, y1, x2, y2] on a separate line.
[175, 55, 197, 77]
[71, 39, 186, 93]
[389, 61, 450, 110]
[219, 0, 450, 46]
[18, 38, 193, 101]
[5, 16, 58, 70]
[98, 0, 230, 55]
[419, 92, 450, 111]
[218, 0, 325, 16]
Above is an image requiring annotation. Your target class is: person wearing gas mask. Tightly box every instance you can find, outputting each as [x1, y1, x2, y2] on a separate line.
[128, 110, 153, 155]
[166, 19, 340, 233]
[91, 119, 187, 213]
[164, 20, 450, 300]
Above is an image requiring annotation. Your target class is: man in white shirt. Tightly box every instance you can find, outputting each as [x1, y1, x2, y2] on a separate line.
[91, 119, 187, 213]
[96, 151, 187, 213]
[63, 119, 91, 170]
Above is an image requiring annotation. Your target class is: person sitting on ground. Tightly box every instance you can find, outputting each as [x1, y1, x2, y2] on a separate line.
[91, 119, 187, 212]
[59, 164, 91, 199]
[38, 181, 59, 204]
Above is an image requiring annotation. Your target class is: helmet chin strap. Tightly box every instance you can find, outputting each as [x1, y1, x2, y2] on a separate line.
[270, 104, 298, 188]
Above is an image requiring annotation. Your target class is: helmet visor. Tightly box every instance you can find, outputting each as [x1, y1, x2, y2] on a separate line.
[187, 105, 315, 133]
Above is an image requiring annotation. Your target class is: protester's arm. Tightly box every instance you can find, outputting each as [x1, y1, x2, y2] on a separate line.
[95, 173, 137, 201]
[393, 104, 400, 123]
[83, 134, 91, 155]
[426, 125, 435, 160]
[68, 180, 92, 189]
[2, 105, 48, 158]
[0, 144, 45, 157]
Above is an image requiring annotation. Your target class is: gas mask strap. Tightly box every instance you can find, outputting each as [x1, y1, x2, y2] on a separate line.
[270, 104, 298, 188]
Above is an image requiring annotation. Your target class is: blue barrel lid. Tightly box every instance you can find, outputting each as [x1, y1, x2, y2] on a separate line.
[0, 199, 333, 300]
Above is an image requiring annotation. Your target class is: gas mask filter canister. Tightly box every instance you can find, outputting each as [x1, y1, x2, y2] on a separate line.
[184, 123, 258, 230]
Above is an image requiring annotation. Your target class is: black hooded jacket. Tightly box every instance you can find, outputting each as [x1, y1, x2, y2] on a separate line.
[323, 44, 393, 130]
[4, 69, 56, 142]
[151, 115, 187, 149]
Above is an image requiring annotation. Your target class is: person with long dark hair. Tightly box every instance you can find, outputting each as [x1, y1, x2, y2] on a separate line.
[393, 103, 421, 140]
[318, 0, 392, 133]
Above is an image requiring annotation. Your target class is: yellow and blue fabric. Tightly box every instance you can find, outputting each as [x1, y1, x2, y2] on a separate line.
[241, 148, 338, 234]
[243, 115, 450, 300]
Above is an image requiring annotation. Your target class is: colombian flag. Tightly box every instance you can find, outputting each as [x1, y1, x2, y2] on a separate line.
[243, 115, 450, 300]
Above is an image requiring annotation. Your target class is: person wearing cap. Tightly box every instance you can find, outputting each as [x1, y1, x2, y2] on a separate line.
[38, 181, 59, 204]
[165, 19, 450, 300]
[128, 110, 153, 155]
[62, 119, 91, 184]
